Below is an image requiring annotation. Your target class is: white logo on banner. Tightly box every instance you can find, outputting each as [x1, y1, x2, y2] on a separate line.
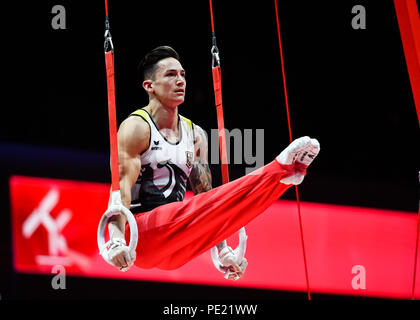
[22, 189, 90, 269]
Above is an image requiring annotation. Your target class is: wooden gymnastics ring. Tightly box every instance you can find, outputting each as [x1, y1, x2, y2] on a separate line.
[211, 227, 247, 273]
[97, 190, 138, 266]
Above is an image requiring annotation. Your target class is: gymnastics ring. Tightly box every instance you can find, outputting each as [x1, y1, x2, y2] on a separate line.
[211, 227, 248, 273]
[97, 190, 138, 266]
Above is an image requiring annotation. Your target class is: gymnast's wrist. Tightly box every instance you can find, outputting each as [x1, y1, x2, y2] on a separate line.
[216, 240, 227, 251]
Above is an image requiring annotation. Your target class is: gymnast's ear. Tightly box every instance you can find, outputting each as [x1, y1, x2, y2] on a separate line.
[142, 79, 153, 93]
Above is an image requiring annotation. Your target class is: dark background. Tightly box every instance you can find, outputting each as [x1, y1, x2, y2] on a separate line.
[0, 0, 419, 303]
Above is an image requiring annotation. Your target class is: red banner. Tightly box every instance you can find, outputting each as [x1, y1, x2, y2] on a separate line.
[9, 175, 419, 298]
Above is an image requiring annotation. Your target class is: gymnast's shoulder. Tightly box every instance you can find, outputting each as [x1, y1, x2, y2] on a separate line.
[117, 113, 150, 153]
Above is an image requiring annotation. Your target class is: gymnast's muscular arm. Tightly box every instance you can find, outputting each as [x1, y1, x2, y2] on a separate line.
[188, 125, 226, 251]
[107, 116, 149, 253]
[189, 124, 212, 194]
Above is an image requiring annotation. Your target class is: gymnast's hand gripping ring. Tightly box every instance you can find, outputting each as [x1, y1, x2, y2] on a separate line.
[211, 227, 248, 273]
[97, 190, 138, 266]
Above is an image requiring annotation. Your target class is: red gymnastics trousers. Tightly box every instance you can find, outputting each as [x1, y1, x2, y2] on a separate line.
[125, 159, 305, 270]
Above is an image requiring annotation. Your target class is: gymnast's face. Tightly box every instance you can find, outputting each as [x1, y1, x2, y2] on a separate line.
[145, 57, 186, 108]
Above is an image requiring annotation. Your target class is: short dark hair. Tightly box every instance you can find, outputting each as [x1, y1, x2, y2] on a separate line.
[137, 46, 180, 82]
